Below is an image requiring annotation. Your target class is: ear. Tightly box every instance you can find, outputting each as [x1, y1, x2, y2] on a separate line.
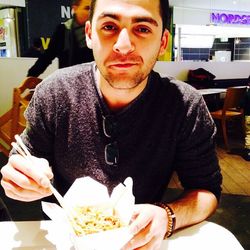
[85, 21, 92, 49]
[159, 29, 169, 56]
[71, 5, 76, 15]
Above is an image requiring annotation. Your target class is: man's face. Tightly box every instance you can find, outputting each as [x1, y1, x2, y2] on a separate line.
[73, 0, 91, 25]
[85, 0, 168, 90]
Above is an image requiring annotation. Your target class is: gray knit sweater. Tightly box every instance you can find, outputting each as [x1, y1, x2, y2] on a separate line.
[22, 62, 222, 203]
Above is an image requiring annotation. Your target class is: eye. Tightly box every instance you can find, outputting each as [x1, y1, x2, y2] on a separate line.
[138, 27, 150, 33]
[135, 26, 152, 35]
[103, 24, 117, 31]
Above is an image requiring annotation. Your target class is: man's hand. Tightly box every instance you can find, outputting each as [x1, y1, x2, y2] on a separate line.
[1, 154, 53, 201]
[123, 204, 168, 250]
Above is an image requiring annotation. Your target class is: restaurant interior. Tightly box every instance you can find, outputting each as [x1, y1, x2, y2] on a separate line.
[0, 0, 249, 249]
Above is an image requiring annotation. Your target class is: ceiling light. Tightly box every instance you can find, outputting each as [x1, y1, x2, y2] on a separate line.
[3, 17, 14, 23]
[235, 38, 241, 44]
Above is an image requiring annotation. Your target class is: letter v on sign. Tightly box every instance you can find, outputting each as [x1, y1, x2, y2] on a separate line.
[41, 37, 51, 50]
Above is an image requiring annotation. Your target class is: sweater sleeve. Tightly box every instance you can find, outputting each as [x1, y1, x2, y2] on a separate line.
[20, 80, 56, 165]
[27, 24, 64, 77]
[175, 95, 222, 201]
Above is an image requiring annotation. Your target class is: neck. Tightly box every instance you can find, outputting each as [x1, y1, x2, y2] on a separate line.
[96, 70, 148, 112]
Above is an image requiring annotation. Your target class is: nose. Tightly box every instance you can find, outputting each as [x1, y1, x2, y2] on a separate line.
[113, 28, 135, 55]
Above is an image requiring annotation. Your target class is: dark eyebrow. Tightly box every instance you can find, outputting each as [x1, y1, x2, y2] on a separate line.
[133, 17, 158, 27]
[98, 13, 119, 21]
[98, 12, 159, 27]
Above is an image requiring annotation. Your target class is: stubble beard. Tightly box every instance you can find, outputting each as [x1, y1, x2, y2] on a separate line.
[101, 54, 158, 90]
[103, 71, 146, 90]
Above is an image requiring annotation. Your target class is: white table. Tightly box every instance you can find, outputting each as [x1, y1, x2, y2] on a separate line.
[0, 220, 244, 250]
[197, 88, 227, 111]
[197, 88, 227, 96]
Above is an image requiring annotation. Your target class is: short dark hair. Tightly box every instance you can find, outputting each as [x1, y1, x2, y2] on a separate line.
[71, 0, 82, 6]
[89, 0, 169, 32]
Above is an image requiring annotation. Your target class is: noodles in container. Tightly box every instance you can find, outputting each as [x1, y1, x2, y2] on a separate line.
[71, 205, 123, 236]
[42, 177, 135, 250]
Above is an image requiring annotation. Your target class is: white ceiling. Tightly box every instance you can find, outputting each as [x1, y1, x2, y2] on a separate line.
[169, 0, 250, 12]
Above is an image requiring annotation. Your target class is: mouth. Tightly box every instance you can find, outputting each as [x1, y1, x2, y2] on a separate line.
[108, 62, 139, 70]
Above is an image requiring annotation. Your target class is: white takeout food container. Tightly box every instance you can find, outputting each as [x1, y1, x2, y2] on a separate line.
[42, 177, 135, 250]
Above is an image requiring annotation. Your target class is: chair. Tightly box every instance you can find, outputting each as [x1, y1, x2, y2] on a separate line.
[210, 87, 247, 151]
[0, 77, 42, 156]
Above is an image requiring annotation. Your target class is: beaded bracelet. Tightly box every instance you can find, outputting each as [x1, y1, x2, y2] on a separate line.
[155, 203, 176, 238]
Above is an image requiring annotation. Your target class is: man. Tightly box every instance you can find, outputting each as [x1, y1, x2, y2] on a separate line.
[1, 0, 222, 249]
[27, 0, 94, 77]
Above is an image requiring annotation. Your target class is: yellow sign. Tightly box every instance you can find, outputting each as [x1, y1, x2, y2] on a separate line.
[41, 37, 51, 50]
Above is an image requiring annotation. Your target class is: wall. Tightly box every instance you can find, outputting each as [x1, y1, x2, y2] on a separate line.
[24, 0, 71, 52]
[0, 57, 58, 116]
[154, 61, 250, 81]
[173, 7, 210, 26]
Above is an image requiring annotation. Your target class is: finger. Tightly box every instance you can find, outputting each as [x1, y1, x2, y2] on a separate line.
[1, 179, 52, 202]
[1, 163, 47, 193]
[1, 177, 52, 197]
[2, 184, 51, 202]
[31, 157, 54, 180]
[130, 205, 141, 220]
[134, 236, 162, 250]
[130, 204, 149, 223]
[129, 207, 153, 235]
[125, 222, 154, 250]
[9, 155, 51, 188]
